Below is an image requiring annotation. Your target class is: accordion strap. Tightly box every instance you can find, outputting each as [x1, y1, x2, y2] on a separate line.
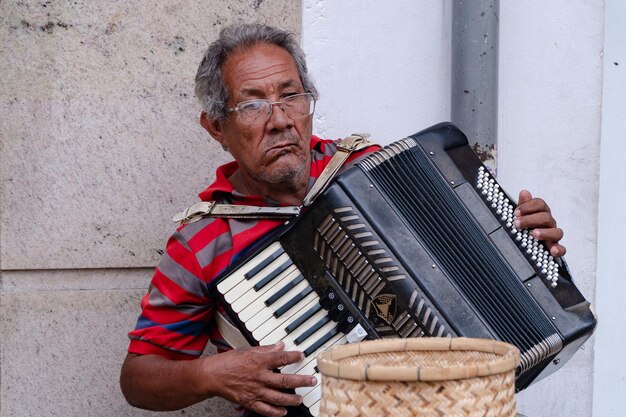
[172, 202, 300, 223]
[173, 133, 372, 224]
[215, 311, 250, 349]
[303, 133, 371, 207]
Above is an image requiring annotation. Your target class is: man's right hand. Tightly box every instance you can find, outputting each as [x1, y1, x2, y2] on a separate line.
[120, 341, 316, 417]
[205, 341, 316, 417]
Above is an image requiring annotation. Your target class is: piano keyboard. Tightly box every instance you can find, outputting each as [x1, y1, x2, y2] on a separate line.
[216, 241, 366, 417]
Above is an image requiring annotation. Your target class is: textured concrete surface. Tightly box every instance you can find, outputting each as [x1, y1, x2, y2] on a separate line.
[1, 1, 302, 416]
[0, 0, 302, 270]
[0, 269, 231, 417]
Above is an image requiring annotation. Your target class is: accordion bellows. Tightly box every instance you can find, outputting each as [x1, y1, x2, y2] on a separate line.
[317, 338, 520, 417]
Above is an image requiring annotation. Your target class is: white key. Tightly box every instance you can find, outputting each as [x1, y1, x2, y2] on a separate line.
[282, 330, 342, 375]
[216, 242, 283, 294]
[253, 291, 319, 342]
[302, 382, 322, 407]
[231, 266, 298, 313]
[284, 319, 338, 353]
[236, 267, 302, 323]
[243, 279, 311, 332]
[300, 336, 345, 379]
[262, 304, 328, 347]
[309, 400, 320, 417]
[297, 336, 347, 403]
[223, 252, 292, 305]
[258, 296, 320, 345]
[281, 344, 319, 376]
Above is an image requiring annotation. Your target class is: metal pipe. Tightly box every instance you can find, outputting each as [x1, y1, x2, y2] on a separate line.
[451, 0, 499, 171]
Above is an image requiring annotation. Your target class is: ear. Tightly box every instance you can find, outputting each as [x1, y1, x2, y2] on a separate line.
[200, 112, 228, 150]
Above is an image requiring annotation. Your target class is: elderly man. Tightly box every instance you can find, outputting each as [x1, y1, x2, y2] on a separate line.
[120, 24, 565, 417]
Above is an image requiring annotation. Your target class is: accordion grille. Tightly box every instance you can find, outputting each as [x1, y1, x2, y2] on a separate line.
[361, 141, 558, 356]
[313, 207, 451, 339]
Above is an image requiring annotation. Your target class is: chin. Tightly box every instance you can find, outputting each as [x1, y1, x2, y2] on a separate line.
[259, 160, 307, 185]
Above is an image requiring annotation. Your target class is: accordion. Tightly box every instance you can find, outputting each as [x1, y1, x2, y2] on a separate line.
[212, 122, 597, 417]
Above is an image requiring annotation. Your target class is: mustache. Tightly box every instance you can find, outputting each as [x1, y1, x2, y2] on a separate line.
[263, 132, 302, 149]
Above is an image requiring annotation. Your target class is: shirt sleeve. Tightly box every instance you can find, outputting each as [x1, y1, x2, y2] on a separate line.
[127, 229, 215, 359]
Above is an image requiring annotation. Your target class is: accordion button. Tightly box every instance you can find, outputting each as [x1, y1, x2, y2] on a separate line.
[329, 303, 347, 322]
[320, 290, 337, 310]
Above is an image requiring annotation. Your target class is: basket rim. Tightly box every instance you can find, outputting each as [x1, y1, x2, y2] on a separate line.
[317, 337, 521, 382]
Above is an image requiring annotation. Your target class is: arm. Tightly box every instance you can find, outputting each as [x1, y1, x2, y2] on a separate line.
[120, 341, 316, 417]
[514, 190, 566, 256]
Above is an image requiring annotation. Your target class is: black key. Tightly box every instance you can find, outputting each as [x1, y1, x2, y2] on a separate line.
[285, 303, 322, 334]
[294, 316, 331, 345]
[264, 274, 304, 306]
[245, 247, 284, 280]
[273, 286, 314, 318]
[253, 259, 293, 292]
[304, 327, 339, 357]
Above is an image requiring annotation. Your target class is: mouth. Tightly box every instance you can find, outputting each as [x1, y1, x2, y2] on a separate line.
[266, 141, 300, 156]
[270, 141, 298, 150]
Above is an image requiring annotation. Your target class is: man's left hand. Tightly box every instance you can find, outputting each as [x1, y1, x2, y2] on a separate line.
[514, 190, 566, 257]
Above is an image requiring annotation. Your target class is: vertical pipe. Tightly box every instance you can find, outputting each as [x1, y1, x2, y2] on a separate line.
[451, 0, 499, 172]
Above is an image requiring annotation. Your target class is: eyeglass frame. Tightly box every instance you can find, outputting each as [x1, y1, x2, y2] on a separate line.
[225, 92, 316, 124]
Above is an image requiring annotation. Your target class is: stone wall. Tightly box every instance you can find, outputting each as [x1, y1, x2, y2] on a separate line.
[0, 1, 301, 416]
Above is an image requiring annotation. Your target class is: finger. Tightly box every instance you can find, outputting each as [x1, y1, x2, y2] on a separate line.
[266, 372, 317, 390]
[515, 197, 551, 217]
[248, 399, 288, 417]
[265, 350, 305, 368]
[259, 387, 304, 407]
[514, 212, 556, 230]
[256, 341, 286, 353]
[531, 227, 564, 243]
[547, 243, 567, 257]
[517, 189, 533, 207]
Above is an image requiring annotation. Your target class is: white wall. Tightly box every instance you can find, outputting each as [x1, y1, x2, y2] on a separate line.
[0, 2, 302, 416]
[302, 0, 451, 143]
[303, 1, 608, 416]
[498, 3, 603, 414]
[592, 0, 626, 415]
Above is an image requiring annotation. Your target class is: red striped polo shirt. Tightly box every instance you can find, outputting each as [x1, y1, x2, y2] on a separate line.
[127, 136, 378, 359]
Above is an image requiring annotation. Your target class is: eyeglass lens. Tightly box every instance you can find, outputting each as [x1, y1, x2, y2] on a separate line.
[237, 94, 314, 124]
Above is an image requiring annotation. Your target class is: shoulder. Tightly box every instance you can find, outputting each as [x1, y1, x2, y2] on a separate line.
[310, 135, 340, 159]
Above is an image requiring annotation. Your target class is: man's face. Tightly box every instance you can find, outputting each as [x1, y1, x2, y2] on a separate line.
[206, 43, 313, 195]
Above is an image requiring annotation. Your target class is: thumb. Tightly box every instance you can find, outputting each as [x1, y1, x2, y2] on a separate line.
[518, 189, 533, 206]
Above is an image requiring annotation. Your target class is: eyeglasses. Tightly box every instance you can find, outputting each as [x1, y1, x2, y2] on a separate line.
[226, 93, 316, 125]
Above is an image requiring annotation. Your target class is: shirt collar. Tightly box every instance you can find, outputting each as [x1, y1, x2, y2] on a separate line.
[198, 135, 324, 204]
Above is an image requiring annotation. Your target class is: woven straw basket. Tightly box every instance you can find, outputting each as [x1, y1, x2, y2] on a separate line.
[316, 337, 520, 417]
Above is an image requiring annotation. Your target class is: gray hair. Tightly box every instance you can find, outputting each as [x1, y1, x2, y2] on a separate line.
[195, 23, 318, 121]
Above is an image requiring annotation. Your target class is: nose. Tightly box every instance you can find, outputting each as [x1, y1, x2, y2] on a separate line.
[266, 102, 294, 131]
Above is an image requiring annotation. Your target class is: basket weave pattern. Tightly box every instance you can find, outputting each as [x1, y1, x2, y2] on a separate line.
[318, 338, 519, 417]
[321, 368, 516, 417]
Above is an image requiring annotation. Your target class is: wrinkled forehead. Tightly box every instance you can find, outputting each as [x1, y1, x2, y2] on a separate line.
[222, 43, 303, 99]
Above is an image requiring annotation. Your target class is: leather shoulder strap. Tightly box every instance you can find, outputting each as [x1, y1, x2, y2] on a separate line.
[302, 133, 372, 207]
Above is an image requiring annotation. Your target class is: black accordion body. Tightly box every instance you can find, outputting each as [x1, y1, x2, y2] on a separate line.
[213, 123, 597, 417]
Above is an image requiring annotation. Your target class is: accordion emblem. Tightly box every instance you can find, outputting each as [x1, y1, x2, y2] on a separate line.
[372, 294, 396, 324]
